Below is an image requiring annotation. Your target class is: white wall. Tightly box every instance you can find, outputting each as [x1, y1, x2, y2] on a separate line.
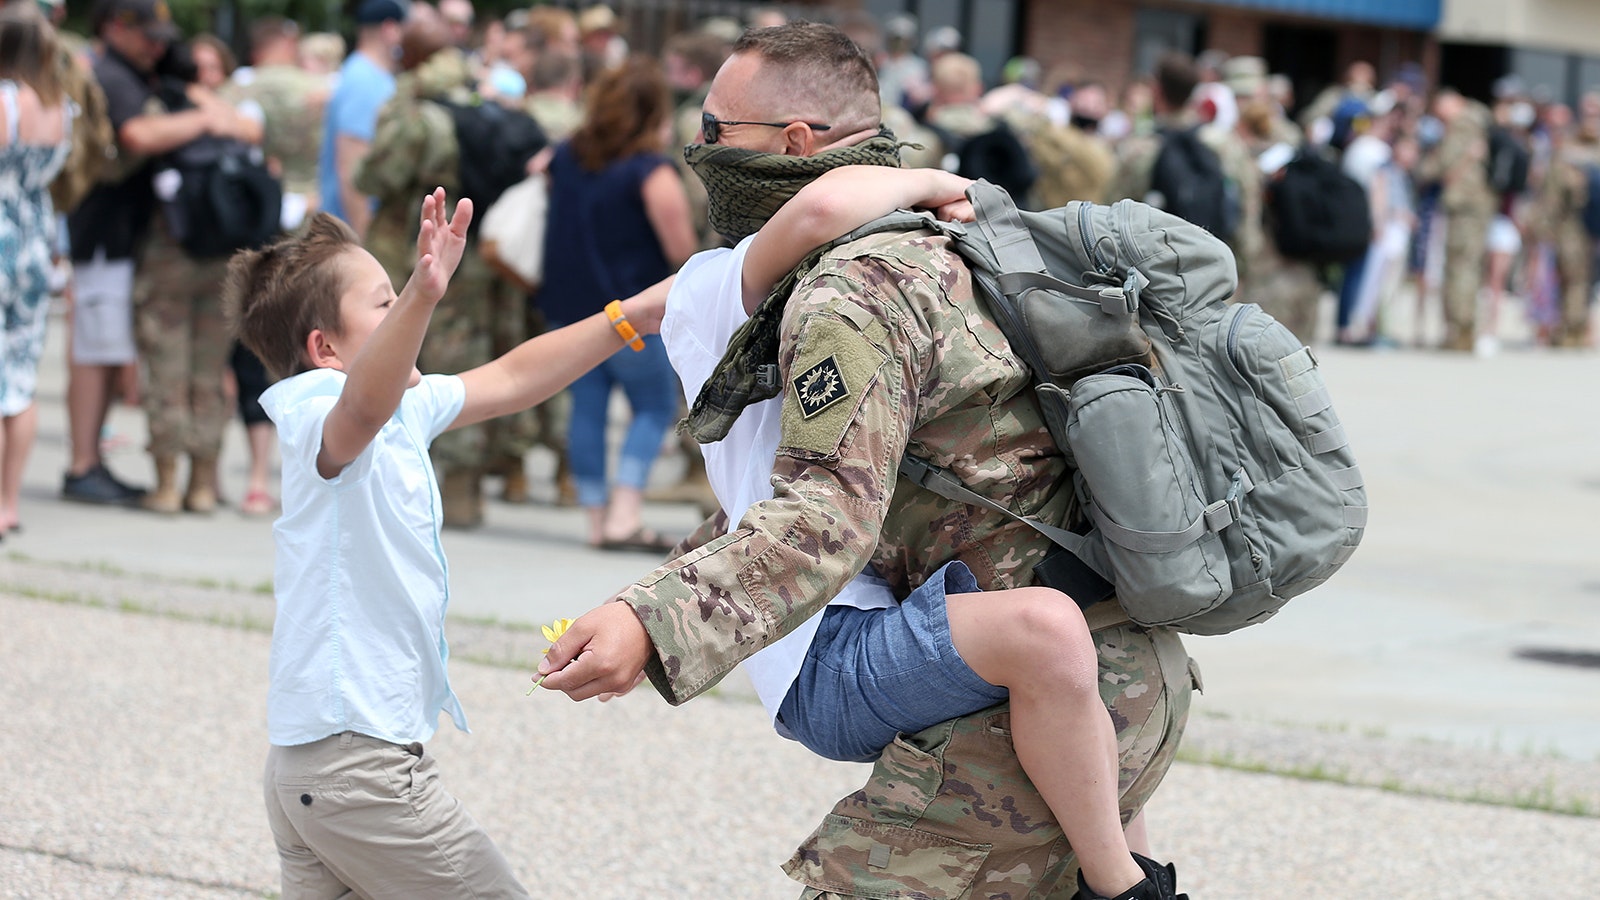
[1441, 0, 1600, 56]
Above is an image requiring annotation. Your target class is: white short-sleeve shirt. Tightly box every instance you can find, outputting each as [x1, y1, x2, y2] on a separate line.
[259, 369, 469, 747]
[661, 237, 895, 734]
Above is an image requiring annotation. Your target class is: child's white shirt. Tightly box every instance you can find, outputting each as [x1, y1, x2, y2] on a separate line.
[259, 368, 468, 747]
[660, 236, 895, 736]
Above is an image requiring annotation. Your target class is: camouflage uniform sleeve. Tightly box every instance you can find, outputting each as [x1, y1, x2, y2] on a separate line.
[1106, 134, 1157, 204]
[618, 255, 932, 704]
[668, 507, 730, 559]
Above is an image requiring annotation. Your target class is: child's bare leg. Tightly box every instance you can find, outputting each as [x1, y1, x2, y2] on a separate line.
[946, 588, 1145, 898]
[1123, 810, 1150, 856]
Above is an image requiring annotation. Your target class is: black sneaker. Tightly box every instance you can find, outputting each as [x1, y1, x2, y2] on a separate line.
[1076, 853, 1189, 900]
[62, 464, 146, 506]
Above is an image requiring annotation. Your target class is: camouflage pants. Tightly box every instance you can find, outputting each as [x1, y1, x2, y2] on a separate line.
[1554, 225, 1593, 347]
[787, 624, 1193, 899]
[1441, 212, 1489, 349]
[483, 278, 538, 463]
[417, 254, 494, 471]
[134, 229, 233, 459]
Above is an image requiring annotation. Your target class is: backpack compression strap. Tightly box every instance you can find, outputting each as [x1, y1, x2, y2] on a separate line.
[898, 455, 1116, 608]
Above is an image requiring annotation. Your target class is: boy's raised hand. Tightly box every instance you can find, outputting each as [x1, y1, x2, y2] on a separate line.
[403, 187, 474, 305]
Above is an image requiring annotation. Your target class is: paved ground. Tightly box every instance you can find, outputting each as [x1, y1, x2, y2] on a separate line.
[3, 306, 1599, 898]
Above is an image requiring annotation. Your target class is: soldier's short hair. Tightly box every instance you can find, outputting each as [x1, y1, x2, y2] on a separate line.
[224, 213, 360, 382]
[732, 21, 880, 133]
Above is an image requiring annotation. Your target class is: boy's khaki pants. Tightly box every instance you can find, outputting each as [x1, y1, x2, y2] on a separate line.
[264, 731, 530, 899]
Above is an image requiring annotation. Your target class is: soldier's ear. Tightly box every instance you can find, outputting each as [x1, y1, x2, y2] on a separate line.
[782, 121, 816, 157]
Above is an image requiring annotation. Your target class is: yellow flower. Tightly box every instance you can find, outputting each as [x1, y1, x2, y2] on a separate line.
[541, 618, 574, 644]
[527, 617, 575, 695]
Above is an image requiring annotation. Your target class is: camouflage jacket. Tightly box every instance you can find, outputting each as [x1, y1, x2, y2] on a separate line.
[620, 229, 1075, 702]
[356, 48, 474, 274]
[222, 64, 327, 197]
[525, 93, 583, 143]
[1530, 139, 1594, 241]
[1026, 120, 1115, 208]
[1416, 101, 1496, 216]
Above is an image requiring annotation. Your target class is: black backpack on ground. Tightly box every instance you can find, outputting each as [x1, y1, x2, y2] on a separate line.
[1486, 126, 1530, 196]
[1150, 127, 1239, 239]
[161, 135, 284, 259]
[432, 97, 548, 217]
[1266, 150, 1370, 265]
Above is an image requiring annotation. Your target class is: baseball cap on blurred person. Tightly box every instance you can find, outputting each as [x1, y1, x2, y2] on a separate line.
[354, 0, 406, 27]
[922, 25, 960, 57]
[97, 0, 180, 42]
[578, 4, 617, 36]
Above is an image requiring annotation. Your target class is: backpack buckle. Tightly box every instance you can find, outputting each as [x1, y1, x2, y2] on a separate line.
[1202, 498, 1237, 533]
[1204, 473, 1248, 533]
[1096, 287, 1132, 316]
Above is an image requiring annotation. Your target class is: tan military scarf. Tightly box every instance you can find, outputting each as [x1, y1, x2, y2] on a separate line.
[680, 131, 902, 443]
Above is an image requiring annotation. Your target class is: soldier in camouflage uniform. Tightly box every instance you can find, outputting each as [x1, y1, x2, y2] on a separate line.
[1237, 96, 1324, 343]
[223, 17, 327, 218]
[134, 34, 265, 514]
[354, 17, 513, 527]
[1531, 111, 1595, 348]
[538, 23, 1193, 899]
[1415, 90, 1495, 352]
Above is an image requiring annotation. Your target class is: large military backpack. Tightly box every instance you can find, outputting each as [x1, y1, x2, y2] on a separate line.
[858, 183, 1367, 635]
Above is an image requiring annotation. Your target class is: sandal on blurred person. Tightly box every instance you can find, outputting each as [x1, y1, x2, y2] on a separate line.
[241, 489, 279, 517]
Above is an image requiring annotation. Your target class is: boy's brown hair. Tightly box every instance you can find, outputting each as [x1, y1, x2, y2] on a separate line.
[224, 213, 359, 382]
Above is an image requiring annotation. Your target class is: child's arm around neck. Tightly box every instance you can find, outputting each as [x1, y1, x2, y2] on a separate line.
[740, 166, 975, 313]
[316, 190, 472, 479]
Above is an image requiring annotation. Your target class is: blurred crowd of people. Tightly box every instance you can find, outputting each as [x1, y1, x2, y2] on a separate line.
[0, 0, 1594, 538]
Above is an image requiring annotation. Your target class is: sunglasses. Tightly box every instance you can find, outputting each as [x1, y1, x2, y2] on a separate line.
[701, 111, 833, 145]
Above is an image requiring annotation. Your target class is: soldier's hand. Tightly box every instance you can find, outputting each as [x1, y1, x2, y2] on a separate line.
[404, 187, 473, 305]
[535, 600, 653, 701]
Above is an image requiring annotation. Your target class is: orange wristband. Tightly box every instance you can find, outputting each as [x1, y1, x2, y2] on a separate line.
[605, 300, 645, 352]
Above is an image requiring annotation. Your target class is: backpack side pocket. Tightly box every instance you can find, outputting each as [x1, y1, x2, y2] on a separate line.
[1065, 364, 1231, 625]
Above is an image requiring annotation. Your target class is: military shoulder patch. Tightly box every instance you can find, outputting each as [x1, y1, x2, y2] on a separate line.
[792, 355, 850, 418]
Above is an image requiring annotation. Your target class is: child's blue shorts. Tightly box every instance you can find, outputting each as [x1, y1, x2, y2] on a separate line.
[776, 560, 1010, 763]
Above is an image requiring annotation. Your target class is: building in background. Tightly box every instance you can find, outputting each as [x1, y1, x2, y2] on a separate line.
[1016, 0, 1437, 115]
[1438, 0, 1600, 108]
[533, 1, 1600, 113]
